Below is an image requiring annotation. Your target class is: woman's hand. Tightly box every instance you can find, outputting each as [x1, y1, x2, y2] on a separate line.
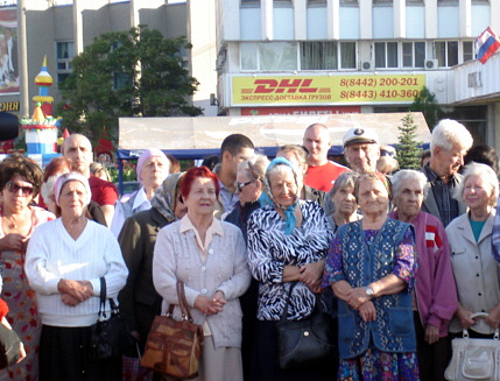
[194, 294, 224, 316]
[299, 260, 325, 291]
[57, 279, 93, 303]
[359, 301, 376, 322]
[456, 304, 475, 329]
[425, 324, 440, 344]
[487, 305, 500, 329]
[0, 233, 28, 252]
[346, 287, 371, 310]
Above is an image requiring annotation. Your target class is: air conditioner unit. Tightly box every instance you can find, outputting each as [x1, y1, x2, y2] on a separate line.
[424, 59, 439, 70]
[360, 61, 374, 71]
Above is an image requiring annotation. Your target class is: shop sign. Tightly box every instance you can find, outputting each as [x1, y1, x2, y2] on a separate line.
[232, 74, 426, 106]
[0, 101, 19, 112]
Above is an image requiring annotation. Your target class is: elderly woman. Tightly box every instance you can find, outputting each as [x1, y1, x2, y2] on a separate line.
[247, 157, 333, 381]
[323, 171, 360, 232]
[276, 144, 325, 205]
[323, 172, 419, 380]
[41, 156, 106, 225]
[446, 163, 500, 338]
[390, 170, 457, 381]
[118, 172, 187, 354]
[0, 153, 54, 381]
[153, 166, 251, 381]
[25, 172, 128, 380]
[110, 148, 170, 237]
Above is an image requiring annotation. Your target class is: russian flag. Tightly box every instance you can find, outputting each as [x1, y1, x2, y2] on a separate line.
[475, 27, 500, 64]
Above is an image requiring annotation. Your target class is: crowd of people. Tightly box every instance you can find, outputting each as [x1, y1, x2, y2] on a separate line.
[0, 119, 499, 381]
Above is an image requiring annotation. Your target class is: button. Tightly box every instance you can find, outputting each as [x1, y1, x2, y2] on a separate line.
[208, 249, 214, 255]
[479, 293, 482, 296]
[201, 266, 206, 272]
[477, 274, 480, 277]
[475, 256, 479, 259]
[201, 289, 207, 294]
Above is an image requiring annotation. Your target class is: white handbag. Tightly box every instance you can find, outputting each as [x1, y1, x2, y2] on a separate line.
[445, 313, 500, 381]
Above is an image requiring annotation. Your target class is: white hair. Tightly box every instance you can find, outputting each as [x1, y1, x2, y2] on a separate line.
[453, 162, 499, 207]
[430, 119, 473, 153]
[392, 170, 428, 198]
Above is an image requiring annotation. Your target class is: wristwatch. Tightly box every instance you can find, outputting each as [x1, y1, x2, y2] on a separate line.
[365, 287, 375, 299]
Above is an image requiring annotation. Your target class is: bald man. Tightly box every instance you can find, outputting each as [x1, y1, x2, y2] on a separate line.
[303, 123, 349, 192]
[62, 134, 118, 226]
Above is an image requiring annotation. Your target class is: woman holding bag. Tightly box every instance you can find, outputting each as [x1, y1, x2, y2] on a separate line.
[447, 163, 500, 337]
[246, 157, 333, 381]
[25, 172, 128, 381]
[152, 166, 251, 381]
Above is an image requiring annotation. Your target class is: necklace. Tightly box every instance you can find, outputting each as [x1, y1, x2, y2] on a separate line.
[3, 215, 18, 229]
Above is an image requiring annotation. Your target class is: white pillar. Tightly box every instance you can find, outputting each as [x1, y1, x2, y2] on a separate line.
[359, 0, 372, 40]
[295, 0, 307, 40]
[327, 0, 340, 40]
[18, 0, 29, 118]
[459, 0, 471, 37]
[262, 0, 273, 40]
[425, 0, 437, 39]
[394, 0, 405, 38]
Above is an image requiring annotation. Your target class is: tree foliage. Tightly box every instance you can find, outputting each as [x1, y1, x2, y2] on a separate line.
[396, 113, 423, 170]
[409, 86, 441, 131]
[57, 26, 203, 144]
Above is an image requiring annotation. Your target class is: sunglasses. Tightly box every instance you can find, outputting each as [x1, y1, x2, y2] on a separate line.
[235, 179, 255, 192]
[6, 181, 34, 197]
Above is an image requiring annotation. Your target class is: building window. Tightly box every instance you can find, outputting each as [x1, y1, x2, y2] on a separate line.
[373, 0, 393, 3]
[241, 42, 298, 71]
[241, 0, 260, 4]
[463, 41, 474, 62]
[56, 41, 74, 86]
[375, 42, 398, 68]
[300, 41, 356, 70]
[434, 41, 458, 66]
[402, 42, 425, 68]
[301, 42, 338, 70]
[308, 0, 326, 5]
[340, 0, 359, 4]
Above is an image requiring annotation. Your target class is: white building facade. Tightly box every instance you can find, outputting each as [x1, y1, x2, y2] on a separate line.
[215, 0, 500, 146]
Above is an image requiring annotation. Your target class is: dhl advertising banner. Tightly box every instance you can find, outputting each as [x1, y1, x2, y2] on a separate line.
[231, 74, 426, 106]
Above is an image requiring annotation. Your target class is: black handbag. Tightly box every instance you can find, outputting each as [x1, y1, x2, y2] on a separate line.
[90, 277, 134, 360]
[0, 320, 23, 369]
[276, 282, 335, 369]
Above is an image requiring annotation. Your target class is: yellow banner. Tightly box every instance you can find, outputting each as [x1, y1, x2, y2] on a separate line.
[231, 75, 426, 105]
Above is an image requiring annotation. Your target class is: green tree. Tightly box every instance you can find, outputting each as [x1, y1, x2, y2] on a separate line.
[409, 86, 441, 130]
[57, 26, 202, 145]
[396, 113, 423, 170]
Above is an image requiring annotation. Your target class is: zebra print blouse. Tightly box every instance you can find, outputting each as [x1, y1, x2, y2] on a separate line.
[247, 200, 333, 321]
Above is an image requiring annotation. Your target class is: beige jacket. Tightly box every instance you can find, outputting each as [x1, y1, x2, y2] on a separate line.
[446, 210, 500, 334]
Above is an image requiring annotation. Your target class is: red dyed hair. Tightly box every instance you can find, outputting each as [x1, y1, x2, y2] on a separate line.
[43, 156, 72, 182]
[180, 166, 220, 199]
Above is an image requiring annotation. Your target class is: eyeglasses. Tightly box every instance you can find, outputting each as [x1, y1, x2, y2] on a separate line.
[6, 181, 34, 196]
[235, 180, 255, 192]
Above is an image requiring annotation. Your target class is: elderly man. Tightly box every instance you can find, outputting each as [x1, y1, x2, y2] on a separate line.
[422, 119, 473, 227]
[303, 123, 349, 192]
[343, 127, 380, 174]
[62, 133, 118, 226]
[390, 169, 457, 381]
[215, 133, 255, 216]
[276, 144, 325, 205]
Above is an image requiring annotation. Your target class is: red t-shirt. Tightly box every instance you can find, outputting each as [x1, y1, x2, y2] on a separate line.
[305, 161, 350, 192]
[88, 175, 119, 206]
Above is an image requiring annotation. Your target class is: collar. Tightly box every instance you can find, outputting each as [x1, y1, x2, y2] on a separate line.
[132, 187, 150, 210]
[179, 214, 224, 236]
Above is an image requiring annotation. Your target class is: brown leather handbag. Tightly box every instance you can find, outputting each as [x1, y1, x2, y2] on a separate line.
[140, 281, 204, 378]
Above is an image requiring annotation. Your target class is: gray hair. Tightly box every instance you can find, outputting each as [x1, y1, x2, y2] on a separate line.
[430, 119, 473, 153]
[324, 171, 359, 216]
[238, 154, 270, 182]
[453, 162, 499, 207]
[392, 170, 428, 198]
